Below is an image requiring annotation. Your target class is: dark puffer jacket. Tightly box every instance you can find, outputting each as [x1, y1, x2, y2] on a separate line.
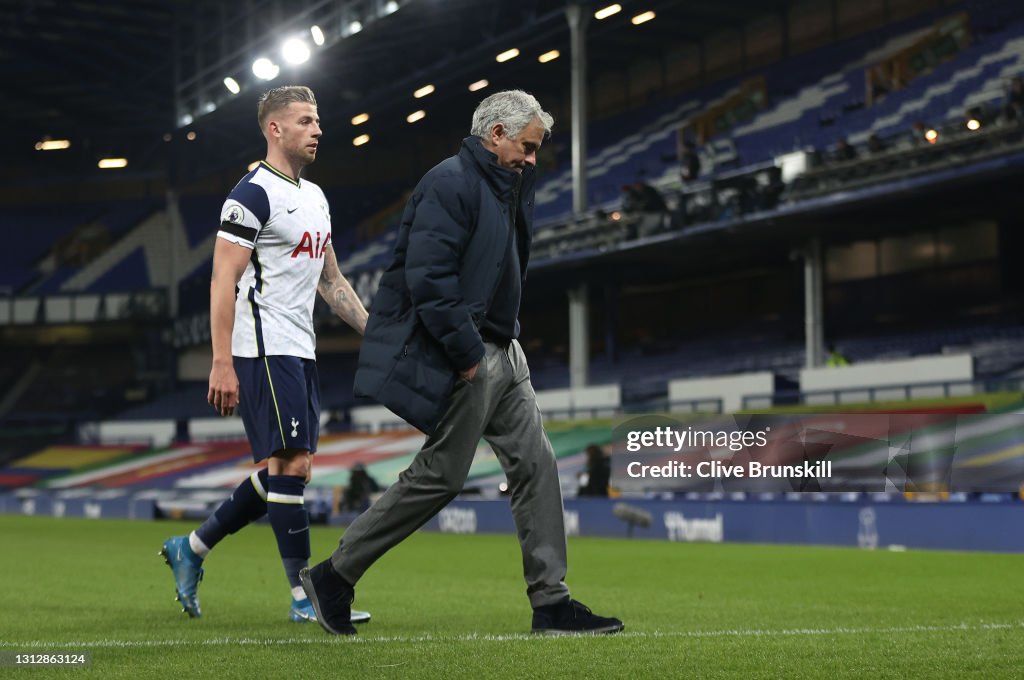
[353, 136, 534, 434]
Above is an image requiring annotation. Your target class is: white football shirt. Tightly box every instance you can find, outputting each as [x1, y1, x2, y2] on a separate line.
[217, 161, 332, 359]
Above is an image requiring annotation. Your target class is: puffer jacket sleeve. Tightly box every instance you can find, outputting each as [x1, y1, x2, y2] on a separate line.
[405, 175, 485, 372]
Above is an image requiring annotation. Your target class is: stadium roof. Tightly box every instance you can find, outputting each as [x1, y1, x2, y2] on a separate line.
[1, 0, 789, 182]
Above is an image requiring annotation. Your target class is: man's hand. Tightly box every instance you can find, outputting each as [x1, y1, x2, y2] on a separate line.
[208, 238, 249, 417]
[459, 362, 480, 383]
[208, 359, 240, 416]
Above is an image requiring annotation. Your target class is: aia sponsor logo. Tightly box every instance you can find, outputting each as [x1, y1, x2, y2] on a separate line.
[291, 231, 331, 258]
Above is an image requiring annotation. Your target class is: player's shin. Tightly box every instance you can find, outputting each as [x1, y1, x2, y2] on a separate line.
[192, 468, 270, 556]
[267, 474, 311, 596]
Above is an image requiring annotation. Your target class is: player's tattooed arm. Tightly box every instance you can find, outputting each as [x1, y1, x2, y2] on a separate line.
[318, 243, 368, 335]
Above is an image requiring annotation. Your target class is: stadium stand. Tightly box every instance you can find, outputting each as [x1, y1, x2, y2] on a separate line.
[10, 6, 1024, 673]
[1, 199, 162, 294]
[113, 381, 212, 422]
[316, 10, 1024, 279]
[3, 346, 140, 420]
[4, 0, 1024, 507]
[524, 323, 1024, 405]
[16, 7, 1019, 316]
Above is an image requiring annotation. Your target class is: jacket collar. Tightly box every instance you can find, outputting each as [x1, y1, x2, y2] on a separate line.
[460, 136, 534, 202]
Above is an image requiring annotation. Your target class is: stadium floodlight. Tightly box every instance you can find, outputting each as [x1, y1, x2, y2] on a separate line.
[496, 48, 519, 63]
[97, 158, 128, 169]
[925, 128, 938, 143]
[632, 10, 656, 25]
[594, 4, 622, 20]
[414, 84, 435, 98]
[347, 20, 363, 36]
[282, 38, 311, 65]
[247, 160, 260, 171]
[384, 0, 399, 14]
[353, 134, 370, 146]
[966, 118, 981, 131]
[407, 110, 426, 123]
[203, 102, 216, 113]
[34, 139, 71, 151]
[351, 112, 370, 125]
[310, 25, 325, 46]
[468, 79, 489, 92]
[180, 114, 194, 126]
[223, 77, 240, 94]
[538, 50, 560, 63]
[252, 57, 280, 80]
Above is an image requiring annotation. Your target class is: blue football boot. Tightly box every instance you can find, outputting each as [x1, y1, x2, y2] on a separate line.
[159, 536, 204, 618]
[289, 597, 316, 623]
[289, 597, 371, 624]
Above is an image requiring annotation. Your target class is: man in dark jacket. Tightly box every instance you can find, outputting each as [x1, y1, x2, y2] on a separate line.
[301, 90, 623, 636]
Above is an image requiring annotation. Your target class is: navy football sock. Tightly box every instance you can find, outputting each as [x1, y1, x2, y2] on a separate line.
[268, 475, 311, 589]
[282, 558, 308, 590]
[195, 468, 269, 551]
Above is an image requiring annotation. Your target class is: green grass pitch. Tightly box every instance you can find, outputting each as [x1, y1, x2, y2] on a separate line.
[2, 515, 1023, 678]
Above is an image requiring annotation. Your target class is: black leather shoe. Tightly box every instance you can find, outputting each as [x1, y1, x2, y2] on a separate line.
[531, 599, 624, 635]
[299, 561, 357, 636]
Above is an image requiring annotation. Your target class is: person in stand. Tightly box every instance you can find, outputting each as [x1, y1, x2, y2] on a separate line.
[577, 444, 611, 498]
[339, 463, 381, 513]
[826, 344, 850, 368]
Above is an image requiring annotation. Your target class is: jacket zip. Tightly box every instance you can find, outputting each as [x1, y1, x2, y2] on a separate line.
[478, 178, 521, 327]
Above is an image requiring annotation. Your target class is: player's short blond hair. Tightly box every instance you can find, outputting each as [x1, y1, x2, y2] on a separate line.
[257, 86, 317, 130]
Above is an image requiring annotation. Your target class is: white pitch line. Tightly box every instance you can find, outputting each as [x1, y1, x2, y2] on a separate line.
[2, 621, 1023, 649]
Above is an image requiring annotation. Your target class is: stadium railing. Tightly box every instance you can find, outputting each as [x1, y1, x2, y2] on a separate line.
[742, 376, 1024, 409]
[0, 289, 169, 324]
[621, 397, 725, 416]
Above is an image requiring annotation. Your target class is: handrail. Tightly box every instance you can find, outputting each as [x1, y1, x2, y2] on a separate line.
[0, 288, 169, 325]
[742, 377, 1024, 409]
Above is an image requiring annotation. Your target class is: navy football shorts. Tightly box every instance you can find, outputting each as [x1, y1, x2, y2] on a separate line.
[234, 355, 320, 462]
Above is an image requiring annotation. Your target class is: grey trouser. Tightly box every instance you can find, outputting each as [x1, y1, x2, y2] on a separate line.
[331, 339, 571, 608]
